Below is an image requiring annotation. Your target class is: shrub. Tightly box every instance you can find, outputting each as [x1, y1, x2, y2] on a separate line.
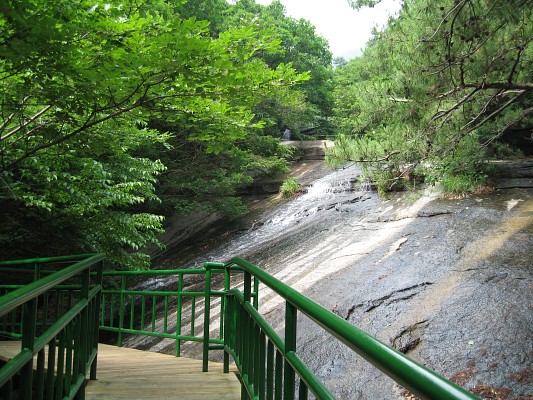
[280, 176, 300, 198]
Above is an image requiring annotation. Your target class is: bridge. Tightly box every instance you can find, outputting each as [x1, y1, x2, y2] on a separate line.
[0, 254, 479, 399]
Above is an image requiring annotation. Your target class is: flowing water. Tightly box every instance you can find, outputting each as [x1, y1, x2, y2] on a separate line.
[123, 164, 369, 350]
[194, 164, 364, 265]
[142, 164, 364, 279]
[122, 162, 533, 399]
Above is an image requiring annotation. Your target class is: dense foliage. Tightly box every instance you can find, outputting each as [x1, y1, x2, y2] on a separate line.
[330, 0, 532, 194]
[0, 0, 313, 267]
[142, 0, 334, 221]
[208, 0, 335, 138]
[2, 0, 530, 268]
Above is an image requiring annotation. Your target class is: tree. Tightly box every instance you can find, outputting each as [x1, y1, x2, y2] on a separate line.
[222, 0, 335, 137]
[173, 0, 230, 36]
[329, 0, 532, 194]
[333, 57, 348, 68]
[347, 0, 384, 8]
[0, 0, 308, 267]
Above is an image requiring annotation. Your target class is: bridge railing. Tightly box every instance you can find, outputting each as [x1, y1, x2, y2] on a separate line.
[0, 253, 104, 400]
[1, 254, 479, 399]
[204, 258, 480, 400]
[98, 266, 260, 358]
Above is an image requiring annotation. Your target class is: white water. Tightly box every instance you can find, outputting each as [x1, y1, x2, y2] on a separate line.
[198, 164, 362, 263]
[125, 165, 365, 350]
[136, 165, 361, 290]
[125, 163, 444, 357]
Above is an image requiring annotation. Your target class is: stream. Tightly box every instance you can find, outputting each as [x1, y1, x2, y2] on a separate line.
[123, 160, 533, 399]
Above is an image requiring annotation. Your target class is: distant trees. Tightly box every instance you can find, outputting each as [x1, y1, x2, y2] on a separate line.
[0, 0, 310, 267]
[220, 0, 335, 138]
[331, 0, 532, 194]
[141, 0, 334, 234]
[7, 0, 524, 267]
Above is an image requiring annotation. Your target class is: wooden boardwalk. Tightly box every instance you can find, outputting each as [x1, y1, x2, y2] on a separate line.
[0, 342, 241, 399]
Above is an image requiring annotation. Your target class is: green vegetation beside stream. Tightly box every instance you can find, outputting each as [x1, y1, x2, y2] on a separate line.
[0, 0, 530, 269]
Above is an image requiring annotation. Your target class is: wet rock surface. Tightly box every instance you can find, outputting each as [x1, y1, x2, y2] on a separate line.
[131, 159, 532, 399]
[150, 160, 332, 268]
[291, 189, 532, 399]
[281, 140, 334, 160]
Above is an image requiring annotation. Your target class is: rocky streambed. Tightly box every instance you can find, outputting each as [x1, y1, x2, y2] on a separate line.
[289, 180, 532, 399]
[132, 158, 533, 399]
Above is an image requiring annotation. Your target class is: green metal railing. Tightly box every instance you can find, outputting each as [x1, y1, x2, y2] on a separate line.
[203, 258, 480, 400]
[0, 254, 105, 400]
[98, 266, 247, 357]
[0, 254, 479, 400]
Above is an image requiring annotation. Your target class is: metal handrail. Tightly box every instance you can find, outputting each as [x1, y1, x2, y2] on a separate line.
[1, 254, 478, 399]
[0, 254, 105, 316]
[205, 257, 479, 400]
[0, 253, 100, 267]
[0, 254, 105, 400]
[99, 267, 233, 357]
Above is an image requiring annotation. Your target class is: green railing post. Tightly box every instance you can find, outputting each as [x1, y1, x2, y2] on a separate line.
[223, 293, 230, 374]
[36, 348, 45, 400]
[176, 274, 183, 357]
[243, 271, 252, 393]
[55, 329, 66, 399]
[266, 340, 274, 400]
[259, 330, 266, 400]
[223, 267, 231, 373]
[74, 314, 81, 381]
[33, 263, 41, 282]
[284, 302, 297, 400]
[253, 277, 259, 310]
[90, 259, 104, 380]
[250, 319, 257, 393]
[65, 323, 73, 395]
[275, 349, 283, 400]
[244, 271, 252, 303]
[21, 298, 37, 399]
[78, 267, 90, 397]
[118, 275, 126, 347]
[202, 265, 212, 372]
[46, 340, 56, 398]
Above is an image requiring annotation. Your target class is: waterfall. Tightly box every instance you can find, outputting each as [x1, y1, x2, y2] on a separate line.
[125, 164, 369, 351]
[200, 164, 363, 259]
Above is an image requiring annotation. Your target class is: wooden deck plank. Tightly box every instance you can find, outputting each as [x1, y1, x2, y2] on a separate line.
[0, 342, 241, 399]
[0, 341, 25, 362]
[86, 344, 241, 399]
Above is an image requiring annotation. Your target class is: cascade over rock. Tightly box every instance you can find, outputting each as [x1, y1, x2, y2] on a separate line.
[136, 158, 532, 399]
